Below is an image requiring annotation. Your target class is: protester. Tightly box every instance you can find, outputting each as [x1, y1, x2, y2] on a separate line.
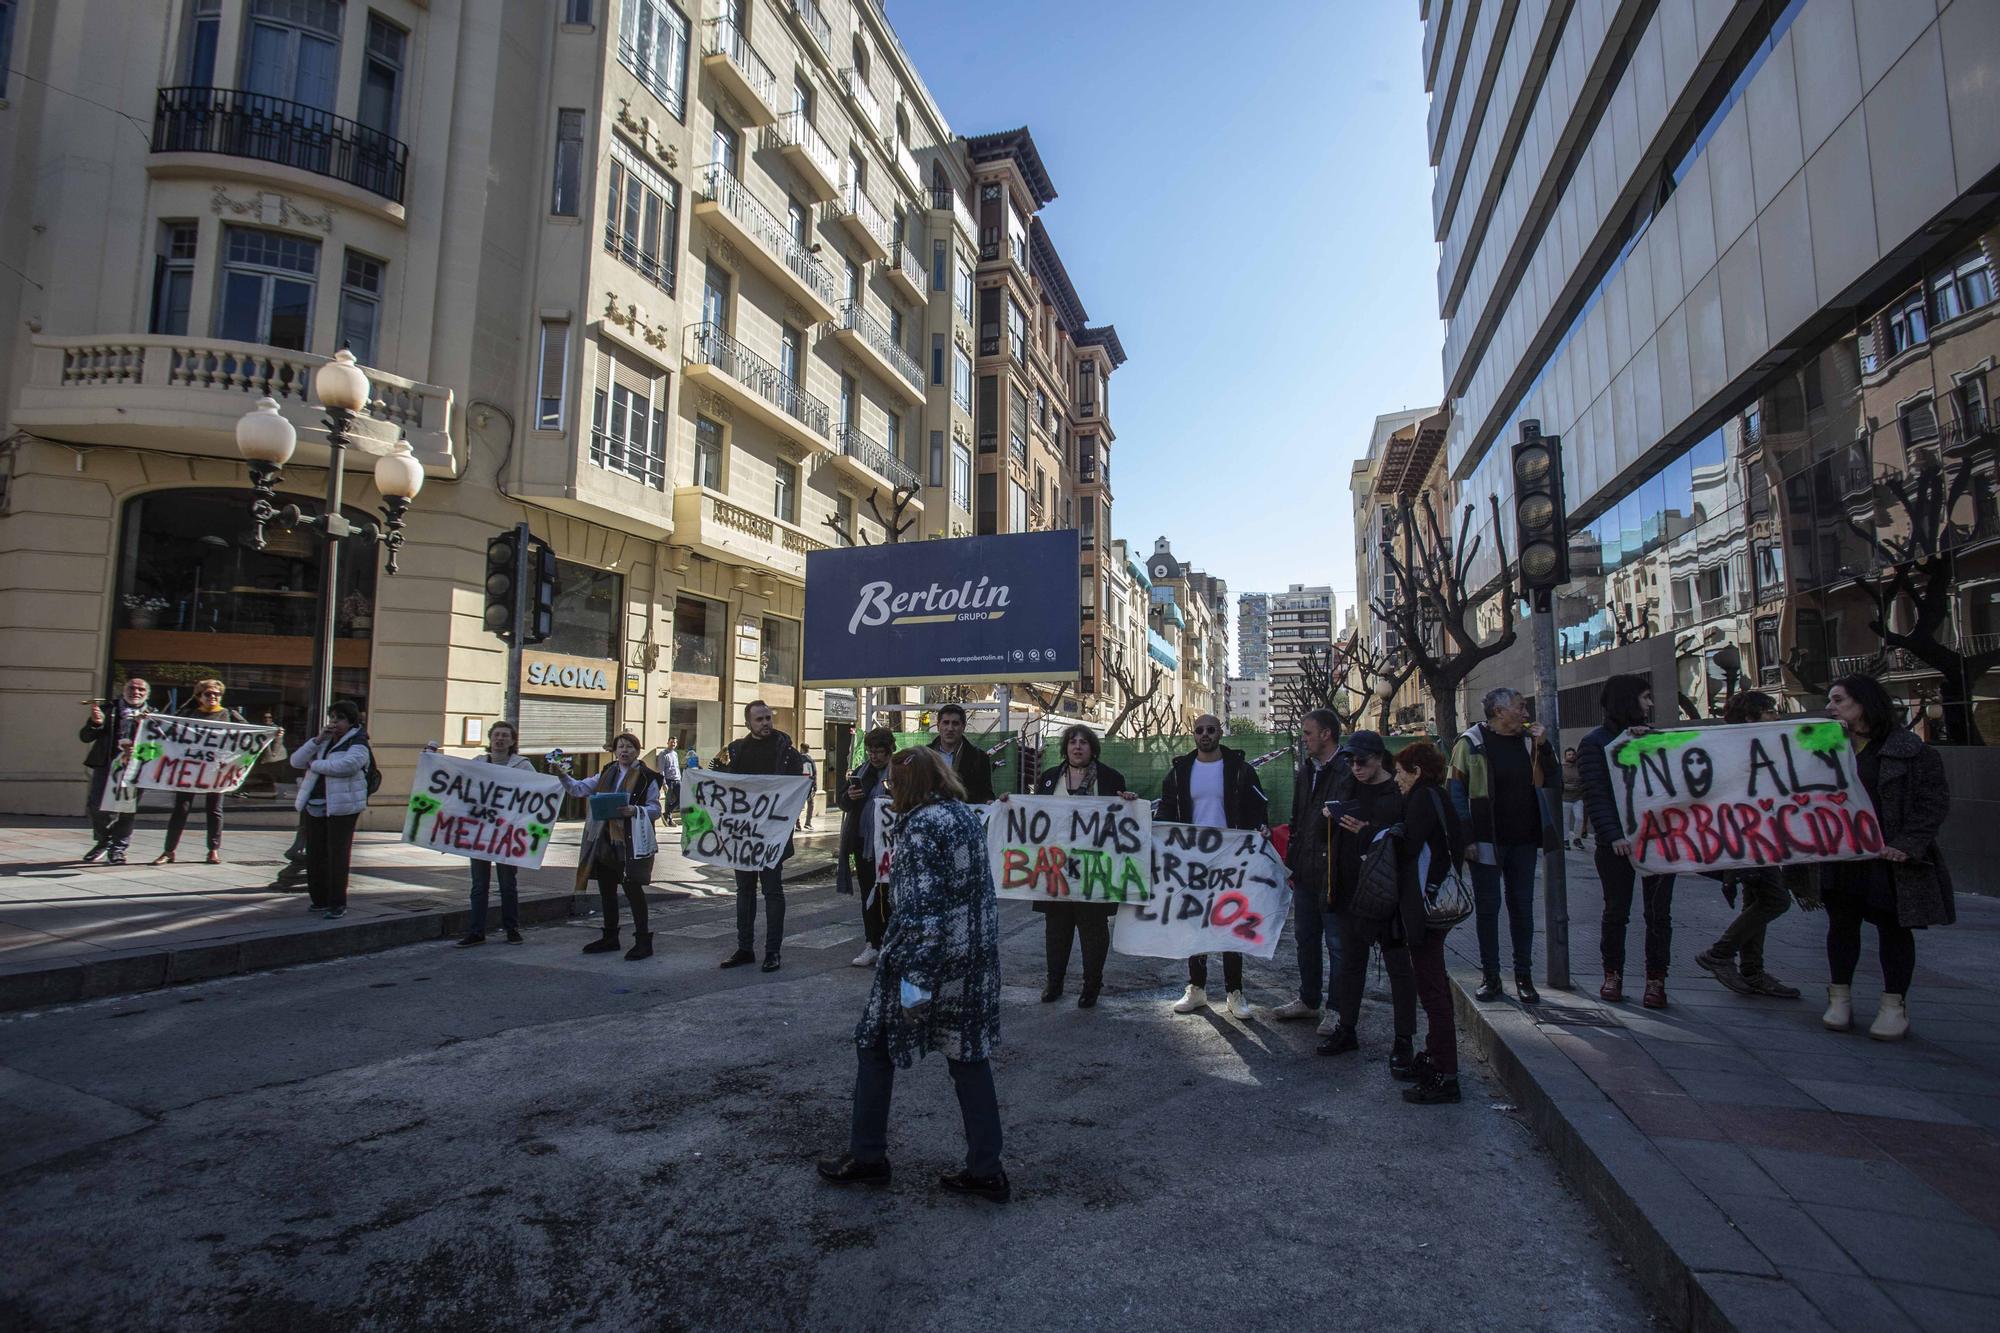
[1320, 732, 1417, 1066]
[1820, 674, 1954, 1041]
[1274, 708, 1351, 1032]
[1392, 741, 1469, 1105]
[1561, 746, 1587, 850]
[1575, 675, 1676, 1007]
[558, 732, 662, 961]
[289, 700, 372, 920]
[819, 747, 1007, 1202]
[78, 676, 152, 865]
[839, 728, 896, 968]
[1030, 724, 1135, 1008]
[148, 679, 249, 866]
[928, 703, 997, 803]
[798, 742, 818, 830]
[1693, 692, 1800, 999]
[716, 701, 807, 973]
[435, 722, 537, 948]
[1449, 687, 1558, 1003]
[1156, 713, 1269, 1018]
[658, 743, 682, 828]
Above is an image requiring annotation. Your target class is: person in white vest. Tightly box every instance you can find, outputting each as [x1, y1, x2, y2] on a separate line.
[289, 700, 372, 919]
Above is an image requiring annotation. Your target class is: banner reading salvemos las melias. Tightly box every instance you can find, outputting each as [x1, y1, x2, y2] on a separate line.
[1609, 718, 1886, 875]
[803, 530, 1082, 686]
[1113, 824, 1291, 961]
[106, 714, 281, 809]
[403, 752, 566, 869]
[681, 771, 814, 871]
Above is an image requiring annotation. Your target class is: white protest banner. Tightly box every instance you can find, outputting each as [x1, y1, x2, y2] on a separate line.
[108, 714, 280, 807]
[402, 752, 566, 869]
[875, 795, 992, 884]
[681, 771, 813, 871]
[1114, 824, 1291, 960]
[1610, 718, 1886, 874]
[987, 793, 1152, 905]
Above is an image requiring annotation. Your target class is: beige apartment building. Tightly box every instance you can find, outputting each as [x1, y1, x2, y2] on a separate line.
[0, 0, 1130, 822]
[1351, 406, 1446, 733]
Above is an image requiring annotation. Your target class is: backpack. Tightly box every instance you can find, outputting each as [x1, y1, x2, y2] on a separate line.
[365, 752, 383, 796]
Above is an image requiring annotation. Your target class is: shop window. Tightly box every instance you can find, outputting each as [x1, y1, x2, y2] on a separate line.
[673, 594, 724, 675]
[545, 559, 621, 660]
[760, 616, 799, 686]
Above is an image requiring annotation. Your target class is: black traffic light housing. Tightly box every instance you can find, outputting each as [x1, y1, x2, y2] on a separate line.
[1511, 419, 1569, 609]
[526, 537, 556, 645]
[485, 532, 521, 640]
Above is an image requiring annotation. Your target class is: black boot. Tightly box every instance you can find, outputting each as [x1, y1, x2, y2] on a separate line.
[1316, 1022, 1359, 1056]
[1474, 972, 1504, 1002]
[582, 928, 621, 955]
[1388, 1036, 1416, 1080]
[1515, 974, 1541, 1005]
[624, 931, 654, 961]
[1403, 1070, 1462, 1105]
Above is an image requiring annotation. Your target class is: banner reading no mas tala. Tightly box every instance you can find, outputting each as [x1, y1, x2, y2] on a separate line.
[803, 530, 1082, 687]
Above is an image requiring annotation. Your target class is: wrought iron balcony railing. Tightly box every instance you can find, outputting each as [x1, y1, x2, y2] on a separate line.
[835, 300, 922, 388]
[888, 241, 927, 294]
[766, 110, 839, 187]
[152, 85, 408, 203]
[702, 16, 778, 112]
[787, 0, 832, 57]
[698, 165, 836, 308]
[686, 322, 830, 438]
[837, 424, 919, 491]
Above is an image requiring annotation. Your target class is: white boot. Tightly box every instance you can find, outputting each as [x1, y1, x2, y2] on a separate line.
[1869, 993, 1909, 1041]
[1172, 984, 1208, 1014]
[850, 944, 879, 968]
[1226, 989, 1251, 1019]
[1822, 984, 1853, 1031]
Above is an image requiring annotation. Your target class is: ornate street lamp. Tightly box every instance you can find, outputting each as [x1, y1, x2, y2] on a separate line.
[234, 348, 426, 724]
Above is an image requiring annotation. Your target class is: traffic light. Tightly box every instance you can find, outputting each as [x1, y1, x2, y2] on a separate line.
[484, 532, 520, 640]
[1511, 419, 1569, 602]
[525, 537, 557, 645]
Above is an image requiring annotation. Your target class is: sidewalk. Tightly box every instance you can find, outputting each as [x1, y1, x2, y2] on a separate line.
[0, 815, 840, 1011]
[1444, 848, 2000, 1331]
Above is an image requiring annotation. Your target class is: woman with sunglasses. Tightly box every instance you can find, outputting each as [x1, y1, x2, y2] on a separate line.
[152, 679, 247, 865]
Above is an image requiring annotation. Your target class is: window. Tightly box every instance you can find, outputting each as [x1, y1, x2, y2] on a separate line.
[978, 286, 1000, 356]
[888, 306, 905, 350]
[1008, 480, 1028, 533]
[604, 140, 679, 290]
[179, 0, 220, 85]
[848, 149, 867, 198]
[787, 196, 808, 246]
[954, 259, 973, 320]
[1033, 464, 1046, 508]
[674, 594, 724, 674]
[1954, 374, 1990, 434]
[1006, 299, 1027, 363]
[547, 559, 623, 661]
[780, 325, 804, 386]
[552, 109, 585, 216]
[976, 374, 997, 451]
[619, 0, 691, 119]
[241, 0, 342, 110]
[1078, 362, 1097, 406]
[565, 0, 594, 23]
[358, 13, 406, 138]
[149, 222, 198, 336]
[1898, 397, 1939, 448]
[535, 320, 570, 430]
[932, 239, 947, 291]
[952, 348, 972, 411]
[693, 415, 724, 488]
[589, 352, 669, 488]
[977, 472, 996, 534]
[952, 443, 972, 512]
[1008, 384, 1027, 456]
[793, 75, 814, 123]
[845, 258, 861, 303]
[336, 250, 384, 365]
[760, 617, 799, 687]
[1888, 288, 1928, 354]
[702, 265, 729, 330]
[1931, 248, 1996, 326]
[931, 335, 945, 386]
[839, 372, 857, 429]
[928, 430, 944, 486]
[216, 226, 319, 350]
[774, 461, 798, 524]
[885, 412, 901, 466]
[834, 492, 854, 541]
[712, 113, 740, 178]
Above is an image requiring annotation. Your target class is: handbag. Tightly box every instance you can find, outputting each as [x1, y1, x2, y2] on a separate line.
[1347, 827, 1403, 921]
[1421, 788, 1474, 929]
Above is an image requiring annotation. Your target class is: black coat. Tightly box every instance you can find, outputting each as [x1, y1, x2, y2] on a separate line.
[721, 730, 806, 863]
[928, 737, 996, 803]
[79, 699, 151, 771]
[1286, 749, 1353, 892]
[1818, 727, 1955, 929]
[1575, 722, 1628, 847]
[1329, 777, 1405, 913]
[1031, 761, 1129, 918]
[837, 761, 889, 867]
[1155, 746, 1269, 830]
[1399, 779, 1468, 942]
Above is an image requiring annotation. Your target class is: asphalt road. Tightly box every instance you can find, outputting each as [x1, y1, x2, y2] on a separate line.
[0, 874, 1652, 1331]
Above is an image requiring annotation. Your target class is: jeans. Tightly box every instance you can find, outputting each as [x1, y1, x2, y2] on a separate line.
[1711, 871, 1790, 976]
[1188, 951, 1243, 991]
[592, 843, 652, 937]
[468, 858, 519, 935]
[85, 766, 137, 852]
[1043, 905, 1111, 992]
[1563, 800, 1587, 844]
[850, 1038, 1003, 1177]
[1408, 929, 1458, 1075]
[1826, 892, 1915, 994]
[1472, 843, 1539, 979]
[735, 865, 786, 955]
[1291, 882, 1343, 1008]
[1596, 848, 1675, 977]
[304, 811, 359, 909]
[855, 858, 889, 947]
[163, 792, 223, 854]
[1331, 912, 1416, 1036]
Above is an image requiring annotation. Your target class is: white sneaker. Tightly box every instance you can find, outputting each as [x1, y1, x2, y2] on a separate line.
[850, 945, 879, 968]
[1316, 1011, 1340, 1037]
[1271, 998, 1319, 1021]
[1172, 984, 1208, 1013]
[1226, 990, 1251, 1019]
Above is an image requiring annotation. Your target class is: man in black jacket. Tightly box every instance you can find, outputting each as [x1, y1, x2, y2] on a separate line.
[927, 703, 996, 803]
[1157, 714, 1270, 1018]
[78, 677, 152, 864]
[1275, 708, 1353, 1032]
[717, 700, 807, 974]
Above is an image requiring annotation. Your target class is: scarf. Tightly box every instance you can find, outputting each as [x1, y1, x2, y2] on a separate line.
[606, 762, 642, 846]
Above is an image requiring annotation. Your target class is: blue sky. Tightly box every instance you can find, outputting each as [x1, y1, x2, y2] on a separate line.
[887, 0, 1444, 642]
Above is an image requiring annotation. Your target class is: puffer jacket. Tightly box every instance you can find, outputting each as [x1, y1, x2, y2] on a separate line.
[291, 730, 372, 816]
[1828, 727, 1956, 929]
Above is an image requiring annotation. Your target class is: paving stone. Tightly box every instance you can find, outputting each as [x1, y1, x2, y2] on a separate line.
[1793, 1079, 1975, 1125]
[1696, 1272, 1837, 1333]
[1710, 1192, 1862, 1274]
[1670, 1067, 1825, 1110]
[1812, 1204, 2000, 1295]
[1653, 1136, 1774, 1196]
[1745, 1148, 1980, 1224]
[1877, 1279, 2000, 1332]
[1787, 1271, 1920, 1333]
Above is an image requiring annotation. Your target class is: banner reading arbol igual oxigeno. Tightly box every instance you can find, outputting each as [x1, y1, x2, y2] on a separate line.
[803, 530, 1082, 686]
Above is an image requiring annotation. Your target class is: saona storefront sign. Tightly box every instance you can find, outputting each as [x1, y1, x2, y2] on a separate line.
[521, 652, 617, 698]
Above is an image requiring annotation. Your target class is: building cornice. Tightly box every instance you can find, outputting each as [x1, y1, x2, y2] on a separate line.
[963, 127, 1057, 206]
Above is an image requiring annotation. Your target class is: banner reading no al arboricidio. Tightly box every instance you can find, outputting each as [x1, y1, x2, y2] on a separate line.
[108, 714, 281, 806]
[1609, 718, 1886, 874]
[1114, 824, 1291, 961]
[403, 752, 565, 869]
[680, 771, 813, 871]
[986, 793, 1152, 905]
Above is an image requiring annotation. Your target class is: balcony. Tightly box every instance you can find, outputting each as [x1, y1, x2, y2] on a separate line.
[834, 424, 923, 495]
[839, 67, 885, 138]
[151, 86, 408, 210]
[693, 165, 838, 321]
[785, 0, 833, 62]
[700, 18, 780, 126]
[682, 322, 831, 446]
[929, 186, 977, 240]
[764, 111, 841, 202]
[13, 335, 453, 472]
[890, 133, 923, 195]
[672, 486, 827, 583]
[824, 183, 892, 261]
[829, 300, 922, 392]
[883, 241, 927, 303]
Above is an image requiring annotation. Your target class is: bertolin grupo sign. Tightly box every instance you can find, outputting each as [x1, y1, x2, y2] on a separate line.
[804, 530, 1082, 686]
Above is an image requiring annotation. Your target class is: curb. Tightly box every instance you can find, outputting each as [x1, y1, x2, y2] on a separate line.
[1449, 966, 1786, 1333]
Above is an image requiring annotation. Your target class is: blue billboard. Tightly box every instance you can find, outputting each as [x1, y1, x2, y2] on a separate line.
[804, 530, 1082, 686]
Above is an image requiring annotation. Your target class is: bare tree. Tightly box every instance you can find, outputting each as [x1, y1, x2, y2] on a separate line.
[1336, 630, 1415, 732]
[821, 484, 921, 546]
[1100, 641, 1167, 739]
[1372, 494, 1518, 740]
